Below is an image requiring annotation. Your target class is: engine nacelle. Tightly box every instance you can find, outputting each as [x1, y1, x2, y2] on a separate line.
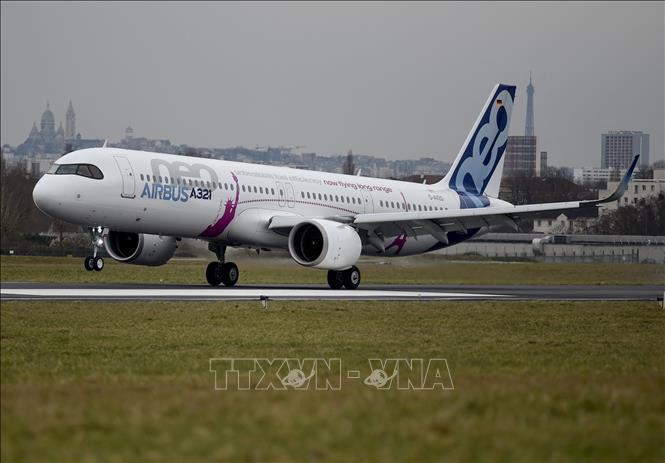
[103, 231, 177, 266]
[288, 219, 361, 270]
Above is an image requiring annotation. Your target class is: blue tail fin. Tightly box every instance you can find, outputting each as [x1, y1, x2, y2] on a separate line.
[439, 84, 517, 198]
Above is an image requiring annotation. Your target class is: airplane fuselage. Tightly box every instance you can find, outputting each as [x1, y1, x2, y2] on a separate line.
[33, 147, 511, 257]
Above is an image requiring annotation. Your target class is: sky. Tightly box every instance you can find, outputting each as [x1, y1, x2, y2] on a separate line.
[1, 1, 663, 167]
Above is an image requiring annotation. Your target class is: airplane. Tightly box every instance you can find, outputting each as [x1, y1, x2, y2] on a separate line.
[32, 83, 639, 289]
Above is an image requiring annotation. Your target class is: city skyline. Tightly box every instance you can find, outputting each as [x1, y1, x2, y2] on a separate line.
[1, 2, 663, 168]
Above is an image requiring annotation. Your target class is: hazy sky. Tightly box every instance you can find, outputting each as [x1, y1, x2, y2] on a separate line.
[1, 1, 663, 167]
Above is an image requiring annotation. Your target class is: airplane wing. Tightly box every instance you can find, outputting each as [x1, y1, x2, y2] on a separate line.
[351, 155, 639, 242]
[269, 156, 638, 246]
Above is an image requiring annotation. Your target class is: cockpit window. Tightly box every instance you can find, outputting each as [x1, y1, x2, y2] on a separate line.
[55, 164, 78, 175]
[77, 164, 93, 178]
[53, 163, 104, 179]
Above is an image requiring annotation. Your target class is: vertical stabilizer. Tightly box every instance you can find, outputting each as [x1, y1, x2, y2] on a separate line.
[438, 84, 516, 198]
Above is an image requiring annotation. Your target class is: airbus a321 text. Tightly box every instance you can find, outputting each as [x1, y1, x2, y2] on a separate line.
[32, 84, 638, 289]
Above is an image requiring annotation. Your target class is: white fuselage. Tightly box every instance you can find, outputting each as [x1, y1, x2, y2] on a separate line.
[33, 147, 511, 257]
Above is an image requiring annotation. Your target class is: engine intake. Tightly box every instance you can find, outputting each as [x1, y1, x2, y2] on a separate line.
[288, 219, 361, 270]
[103, 231, 177, 266]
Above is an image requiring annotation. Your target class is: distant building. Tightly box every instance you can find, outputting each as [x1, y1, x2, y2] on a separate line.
[599, 168, 664, 214]
[15, 102, 67, 156]
[504, 75, 540, 177]
[301, 152, 316, 168]
[532, 208, 598, 234]
[29, 158, 57, 177]
[504, 135, 537, 177]
[537, 151, 548, 177]
[343, 150, 354, 175]
[65, 101, 76, 140]
[573, 166, 632, 184]
[525, 74, 535, 137]
[601, 131, 649, 169]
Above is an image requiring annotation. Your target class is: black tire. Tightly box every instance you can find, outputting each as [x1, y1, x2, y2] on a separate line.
[342, 266, 361, 290]
[221, 262, 239, 287]
[206, 262, 223, 286]
[84, 256, 94, 271]
[327, 270, 344, 289]
[93, 256, 104, 271]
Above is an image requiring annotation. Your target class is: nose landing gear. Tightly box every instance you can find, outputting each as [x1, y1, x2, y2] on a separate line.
[84, 226, 105, 272]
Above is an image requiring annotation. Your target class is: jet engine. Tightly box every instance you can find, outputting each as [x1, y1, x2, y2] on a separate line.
[287, 219, 361, 270]
[103, 231, 177, 266]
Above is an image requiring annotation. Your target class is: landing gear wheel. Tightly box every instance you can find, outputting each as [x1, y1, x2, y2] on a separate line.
[327, 270, 344, 289]
[342, 266, 361, 290]
[206, 262, 223, 287]
[84, 256, 95, 271]
[221, 262, 239, 287]
[93, 256, 104, 271]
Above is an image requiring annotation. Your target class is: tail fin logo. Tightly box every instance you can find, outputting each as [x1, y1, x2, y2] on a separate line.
[449, 85, 515, 195]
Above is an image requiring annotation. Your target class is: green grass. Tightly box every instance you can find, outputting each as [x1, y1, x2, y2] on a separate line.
[2, 255, 664, 285]
[1, 300, 664, 462]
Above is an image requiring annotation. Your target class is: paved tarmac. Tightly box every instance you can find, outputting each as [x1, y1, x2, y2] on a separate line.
[1, 282, 662, 301]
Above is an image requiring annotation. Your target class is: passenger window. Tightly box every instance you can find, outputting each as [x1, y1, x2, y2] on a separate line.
[271, 188, 275, 195]
[230, 184, 234, 191]
[242, 185, 246, 192]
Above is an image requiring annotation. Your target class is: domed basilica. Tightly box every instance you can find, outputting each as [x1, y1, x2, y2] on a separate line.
[16, 101, 76, 156]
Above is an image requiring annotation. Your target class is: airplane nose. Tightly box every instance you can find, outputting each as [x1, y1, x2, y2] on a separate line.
[32, 176, 57, 217]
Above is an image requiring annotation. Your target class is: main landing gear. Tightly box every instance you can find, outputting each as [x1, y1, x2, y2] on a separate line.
[327, 266, 361, 290]
[84, 226, 105, 272]
[206, 243, 239, 287]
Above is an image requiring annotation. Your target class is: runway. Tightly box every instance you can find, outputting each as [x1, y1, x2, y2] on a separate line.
[1, 282, 662, 301]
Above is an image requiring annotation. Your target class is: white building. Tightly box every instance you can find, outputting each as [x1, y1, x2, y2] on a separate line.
[573, 166, 629, 184]
[533, 213, 597, 234]
[599, 168, 665, 214]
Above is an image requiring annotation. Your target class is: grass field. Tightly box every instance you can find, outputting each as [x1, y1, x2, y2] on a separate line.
[1, 299, 664, 462]
[2, 255, 664, 285]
